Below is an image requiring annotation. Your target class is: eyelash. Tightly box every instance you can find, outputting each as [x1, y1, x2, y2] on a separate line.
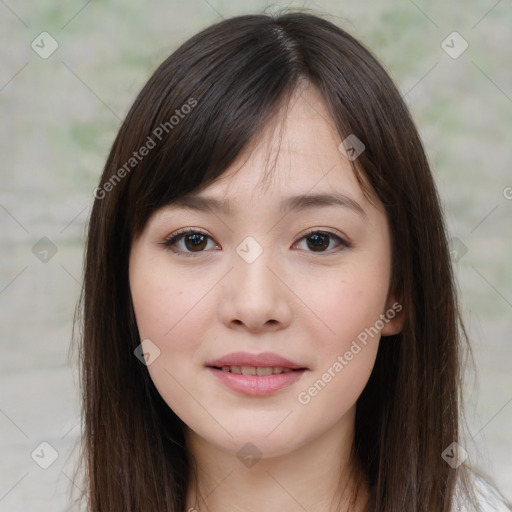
[161, 228, 352, 257]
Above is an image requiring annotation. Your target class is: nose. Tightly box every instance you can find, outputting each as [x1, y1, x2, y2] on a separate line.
[217, 245, 293, 333]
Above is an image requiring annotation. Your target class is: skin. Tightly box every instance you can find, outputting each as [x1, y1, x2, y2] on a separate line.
[129, 82, 404, 512]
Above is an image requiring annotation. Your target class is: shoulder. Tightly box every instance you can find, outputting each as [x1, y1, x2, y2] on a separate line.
[455, 472, 512, 512]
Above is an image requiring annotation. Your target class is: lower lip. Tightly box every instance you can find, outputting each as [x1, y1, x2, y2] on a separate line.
[207, 367, 306, 396]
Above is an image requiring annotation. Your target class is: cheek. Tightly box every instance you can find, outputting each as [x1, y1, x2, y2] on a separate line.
[129, 260, 214, 423]
[294, 270, 385, 422]
[296, 262, 390, 353]
[130, 260, 212, 344]
[292, 248, 390, 420]
[297, 339, 379, 435]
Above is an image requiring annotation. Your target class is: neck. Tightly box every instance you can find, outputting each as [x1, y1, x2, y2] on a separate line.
[185, 406, 369, 512]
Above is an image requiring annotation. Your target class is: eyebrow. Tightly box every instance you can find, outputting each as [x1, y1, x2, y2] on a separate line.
[168, 191, 367, 219]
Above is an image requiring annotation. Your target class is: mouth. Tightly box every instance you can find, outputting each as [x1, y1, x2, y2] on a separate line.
[205, 352, 308, 396]
[205, 351, 308, 371]
[210, 365, 302, 375]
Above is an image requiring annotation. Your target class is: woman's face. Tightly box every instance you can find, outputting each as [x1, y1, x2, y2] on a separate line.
[129, 84, 403, 459]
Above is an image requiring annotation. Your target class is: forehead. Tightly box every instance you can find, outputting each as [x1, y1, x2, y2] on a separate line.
[186, 84, 372, 211]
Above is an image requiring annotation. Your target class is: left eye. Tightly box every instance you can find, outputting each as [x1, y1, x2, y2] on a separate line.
[162, 229, 349, 256]
[293, 230, 349, 253]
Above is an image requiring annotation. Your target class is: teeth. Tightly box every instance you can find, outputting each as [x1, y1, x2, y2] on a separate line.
[257, 367, 273, 376]
[241, 366, 256, 376]
[219, 365, 295, 375]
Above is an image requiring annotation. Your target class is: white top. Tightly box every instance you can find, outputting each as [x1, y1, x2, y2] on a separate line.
[455, 474, 511, 511]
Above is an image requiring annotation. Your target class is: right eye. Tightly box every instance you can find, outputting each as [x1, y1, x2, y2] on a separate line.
[162, 229, 220, 257]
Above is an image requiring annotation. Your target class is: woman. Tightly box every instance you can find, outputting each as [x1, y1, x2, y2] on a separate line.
[73, 10, 510, 512]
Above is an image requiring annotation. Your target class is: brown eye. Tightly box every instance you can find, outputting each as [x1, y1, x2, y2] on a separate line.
[306, 232, 330, 252]
[294, 230, 350, 254]
[163, 228, 350, 257]
[182, 233, 208, 251]
[163, 229, 217, 256]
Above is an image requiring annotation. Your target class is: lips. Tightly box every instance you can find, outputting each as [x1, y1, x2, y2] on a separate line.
[205, 351, 306, 370]
[218, 365, 294, 375]
[205, 352, 308, 396]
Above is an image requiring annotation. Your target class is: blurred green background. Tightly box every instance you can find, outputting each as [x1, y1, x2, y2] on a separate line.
[1, 1, 511, 510]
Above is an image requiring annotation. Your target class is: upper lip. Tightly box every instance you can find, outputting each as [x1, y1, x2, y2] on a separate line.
[206, 351, 306, 369]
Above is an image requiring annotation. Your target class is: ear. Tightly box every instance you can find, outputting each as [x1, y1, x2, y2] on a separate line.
[380, 297, 405, 336]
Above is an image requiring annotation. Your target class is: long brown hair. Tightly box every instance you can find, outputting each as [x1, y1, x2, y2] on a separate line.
[73, 9, 490, 511]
